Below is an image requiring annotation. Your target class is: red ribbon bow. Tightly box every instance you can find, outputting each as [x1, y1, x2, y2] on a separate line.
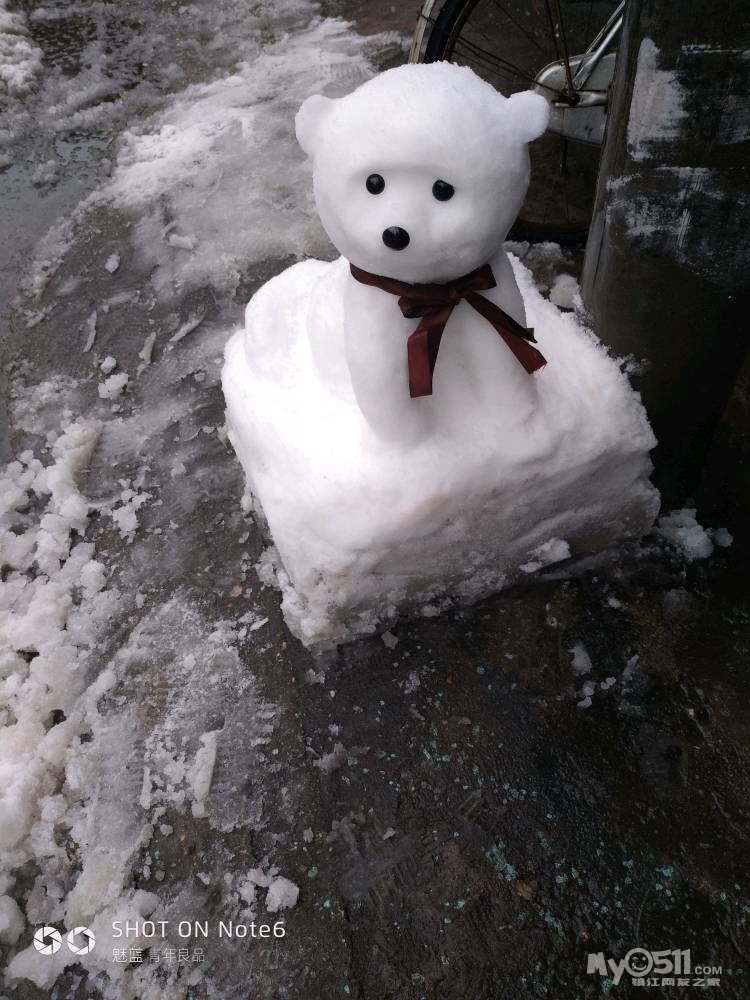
[350, 261, 546, 398]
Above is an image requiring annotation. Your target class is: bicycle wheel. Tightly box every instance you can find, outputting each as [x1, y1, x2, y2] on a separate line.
[415, 0, 621, 245]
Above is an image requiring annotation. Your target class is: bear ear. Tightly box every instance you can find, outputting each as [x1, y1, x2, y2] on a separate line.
[505, 90, 550, 143]
[295, 94, 334, 159]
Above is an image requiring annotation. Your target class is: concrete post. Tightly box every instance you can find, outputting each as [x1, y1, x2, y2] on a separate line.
[581, 0, 750, 508]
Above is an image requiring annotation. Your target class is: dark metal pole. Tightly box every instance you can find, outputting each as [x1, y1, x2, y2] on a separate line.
[581, 0, 750, 508]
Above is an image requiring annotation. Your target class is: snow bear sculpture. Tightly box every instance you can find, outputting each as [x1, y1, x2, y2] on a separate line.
[222, 62, 659, 648]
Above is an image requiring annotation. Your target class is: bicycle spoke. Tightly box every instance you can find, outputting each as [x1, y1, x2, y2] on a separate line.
[543, 0, 561, 61]
[487, 0, 549, 58]
[444, 25, 571, 99]
[453, 37, 559, 94]
[552, 0, 575, 95]
[561, 138, 571, 224]
[453, 43, 527, 88]
[422, 14, 540, 88]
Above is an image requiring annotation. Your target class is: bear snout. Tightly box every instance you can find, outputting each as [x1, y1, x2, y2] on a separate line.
[382, 227, 410, 251]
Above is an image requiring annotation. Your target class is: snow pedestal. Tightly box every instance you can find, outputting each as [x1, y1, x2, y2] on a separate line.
[223, 253, 658, 648]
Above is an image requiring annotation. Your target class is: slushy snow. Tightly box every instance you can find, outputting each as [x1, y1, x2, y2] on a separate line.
[223, 64, 659, 647]
[3, 2, 396, 991]
[0, 1, 43, 96]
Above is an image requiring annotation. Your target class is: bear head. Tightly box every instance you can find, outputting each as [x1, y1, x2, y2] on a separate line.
[296, 62, 549, 285]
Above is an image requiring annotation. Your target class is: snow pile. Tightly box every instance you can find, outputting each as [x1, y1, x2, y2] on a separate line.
[0, 1, 42, 96]
[1, 376, 286, 993]
[0, 417, 118, 941]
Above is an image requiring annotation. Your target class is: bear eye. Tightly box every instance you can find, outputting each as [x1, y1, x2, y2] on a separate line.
[366, 173, 385, 195]
[432, 179, 455, 201]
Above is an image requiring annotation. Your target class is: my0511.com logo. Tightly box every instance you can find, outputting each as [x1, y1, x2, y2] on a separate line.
[587, 948, 722, 988]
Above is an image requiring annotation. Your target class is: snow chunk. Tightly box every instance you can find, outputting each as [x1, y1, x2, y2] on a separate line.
[548, 273, 579, 309]
[104, 253, 120, 273]
[99, 356, 117, 375]
[168, 232, 197, 251]
[711, 526, 733, 548]
[31, 159, 59, 188]
[577, 680, 595, 708]
[570, 643, 593, 676]
[0, 894, 24, 945]
[520, 537, 571, 574]
[265, 876, 299, 913]
[381, 630, 399, 649]
[169, 310, 205, 345]
[190, 730, 220, 818]
[237, 610, 269, 632]
[109, 489, 150, 541]
[82, 310, 97, 352]
[657, 508, 714, 561]
[138, 330, 157, 366]
[314, 742, 346, 773]
[80, 559, 106, 595]
[98, 372, 128, 399]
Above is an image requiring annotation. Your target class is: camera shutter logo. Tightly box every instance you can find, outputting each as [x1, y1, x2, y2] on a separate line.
[33, 927, 62, 955]
[67, 926, 96, 955]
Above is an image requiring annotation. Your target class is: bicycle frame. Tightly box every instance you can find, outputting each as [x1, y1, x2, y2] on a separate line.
[534, 1, 624, 144]
[410, 0, 625, 146]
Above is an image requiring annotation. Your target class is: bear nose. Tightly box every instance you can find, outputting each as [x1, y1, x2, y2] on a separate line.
[382, 226, 410, 251]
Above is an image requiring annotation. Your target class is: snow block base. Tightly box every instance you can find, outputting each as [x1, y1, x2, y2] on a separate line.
[222, 255, 659, 649]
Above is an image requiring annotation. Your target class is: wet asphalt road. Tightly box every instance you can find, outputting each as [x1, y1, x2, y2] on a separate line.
[1, 2, 749, 999]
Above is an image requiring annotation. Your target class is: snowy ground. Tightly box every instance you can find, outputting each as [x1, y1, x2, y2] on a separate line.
[1, 2, 749, 998]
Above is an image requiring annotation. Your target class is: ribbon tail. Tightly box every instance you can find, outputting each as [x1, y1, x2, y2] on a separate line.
[498, 328, 547, 374]
[407, 315, 448, 397]
[467, 293, 547, 375]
